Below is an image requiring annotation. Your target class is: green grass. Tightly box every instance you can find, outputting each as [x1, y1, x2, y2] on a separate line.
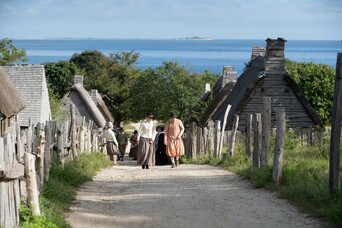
[184, 131, 342, 227]
[20, 152, 112, 228]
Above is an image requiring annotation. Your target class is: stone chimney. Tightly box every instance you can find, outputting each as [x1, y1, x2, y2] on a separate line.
[90, 89, 99, 105]
[74, 75, 84, 86]
[251, 46, 266, 59]
[222, 66, 237, 89]
[205, 83, 211, 93]
[265, 38, 287, 73]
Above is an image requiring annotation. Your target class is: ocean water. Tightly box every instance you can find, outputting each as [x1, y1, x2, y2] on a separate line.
[12, 39, 342, 75]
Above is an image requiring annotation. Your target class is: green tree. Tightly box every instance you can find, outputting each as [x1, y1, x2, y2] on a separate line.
[129, 62, 218, 123]
[285, 59, 335, 125]
[70, 50, 140, 125]
[70, 50, 108, 89]
[44, 61, 79, 98]
[0, 38, 28, 65]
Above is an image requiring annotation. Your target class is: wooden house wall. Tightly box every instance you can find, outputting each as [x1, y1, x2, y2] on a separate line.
[237, 74, 315, 131]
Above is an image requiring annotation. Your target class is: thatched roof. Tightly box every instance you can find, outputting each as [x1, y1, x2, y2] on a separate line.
[211, 56, 265, 129]
[89, 89, 115, 123]
[0, 66, 26, 117]
[71, 84, 107, 127]
[201, 80, 236, 125]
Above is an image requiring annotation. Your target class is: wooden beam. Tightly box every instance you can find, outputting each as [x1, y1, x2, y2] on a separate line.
[329, 53, 342, 193]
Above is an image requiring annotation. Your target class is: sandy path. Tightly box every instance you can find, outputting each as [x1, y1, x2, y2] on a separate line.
[66, 158, 324, 228]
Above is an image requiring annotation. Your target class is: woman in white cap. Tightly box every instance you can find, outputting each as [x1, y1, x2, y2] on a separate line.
[137, 112, 156, 169]
[102, 121, 119, 163]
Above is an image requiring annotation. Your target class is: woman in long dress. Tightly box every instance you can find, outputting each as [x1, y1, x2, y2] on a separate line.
[102, 122, 119, 163]
[129, 130, 138, 160]
[164, 112, 184, 168]
[137, 112, 156, 169]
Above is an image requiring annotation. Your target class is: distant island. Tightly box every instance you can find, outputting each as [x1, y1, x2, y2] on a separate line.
[177, 36, 215, 40]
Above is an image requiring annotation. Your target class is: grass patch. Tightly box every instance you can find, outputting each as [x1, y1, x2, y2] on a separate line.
[186, 131, 342, 226]
[20, 152, 112, 228]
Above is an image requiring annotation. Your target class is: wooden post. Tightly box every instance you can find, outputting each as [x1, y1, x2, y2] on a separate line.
[190, 122, 197, 158]
[214, 120, 221, 158]
[272, 110, 286, 184]
[26, 123, 33, 154]
[329, 53, 342, 193]
[24, 152, 41, 216]
[261, 97, 271, 166]
[57, 126, 64, 166]
[37, 130, 46, 189]
[207, 120, 215, 155]
[218, 104, 232, 157]
[253, 113, 262, 168]
[79, 126, 85, 153]
[229, 115, 239, 158]
[196, 126, 203, 155]
[203, 127, 209, 154]
[246, 114, 253, 157]
[15, 123, 24, 162]
[44, 123, 51, 182]
[70, 104, 78, 160]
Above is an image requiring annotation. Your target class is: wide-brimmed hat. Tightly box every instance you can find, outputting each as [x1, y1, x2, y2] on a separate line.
[146, 112, 154, 118]
[169, 111, 176, 118]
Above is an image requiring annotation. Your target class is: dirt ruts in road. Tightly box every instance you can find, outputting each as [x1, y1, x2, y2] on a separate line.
[67, 159, 324, 228]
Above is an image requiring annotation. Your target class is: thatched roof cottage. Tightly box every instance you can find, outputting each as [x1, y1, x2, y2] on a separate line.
[207, 38, 321, 131]
[62, 76, 107, 128]
[3, 65, 51, 127]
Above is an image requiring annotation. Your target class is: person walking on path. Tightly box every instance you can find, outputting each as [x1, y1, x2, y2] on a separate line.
[117, 127, 129, 161]
[102, 122, 119, 163]
[164, 111, 184, 168]
[137, 112, 156, 169]
[155, 126, 168, 165]
[129, 130, 139, 160]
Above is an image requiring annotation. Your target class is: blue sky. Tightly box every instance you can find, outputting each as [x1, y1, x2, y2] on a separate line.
[1, 0, 341, 40]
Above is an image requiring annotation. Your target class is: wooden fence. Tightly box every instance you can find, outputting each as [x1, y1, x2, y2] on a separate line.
[183, 106, 324, 184]
[0, 104, 104, 227]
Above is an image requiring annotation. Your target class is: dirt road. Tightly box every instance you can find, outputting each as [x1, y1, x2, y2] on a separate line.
[67, 158, 324, 228]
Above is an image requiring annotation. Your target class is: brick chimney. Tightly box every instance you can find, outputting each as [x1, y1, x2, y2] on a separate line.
[265, 38, 287, 73]
[222, 66, 237, 89]
[251, 46, 266, 59]
[74, 75, 84, 86]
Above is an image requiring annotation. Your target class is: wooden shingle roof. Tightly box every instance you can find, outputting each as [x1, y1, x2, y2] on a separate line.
[0, 66, 26, 117]
[3, 65, 51, 127]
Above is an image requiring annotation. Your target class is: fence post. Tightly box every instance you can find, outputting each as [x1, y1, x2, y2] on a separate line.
[261, 97, 271, 167]
[246, 114, 253, 157]
[214, 120, 221, 158]
[207, 120, 215, 155]
[70, 104, 78, 160]
[329, 53, 342, 193]
[272, 110, 286, 184]
[253, 113, 262, 168]
[196, 126, 203, 155]
[57, 126, 65, 166]
[219, 104, 232, 157]
[44, 123, 51, 182]
[190, 122, 197, 158]
[229, 115, 239, 158]
[37, 130, 45, 189]
[24, 152, 41, 216]
[203, 127, 209, 154]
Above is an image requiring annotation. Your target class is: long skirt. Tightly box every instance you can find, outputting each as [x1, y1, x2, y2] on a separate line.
[137, 137, 155, 166]
[129, 144, 138, 159]
[106, 141, 118, 161]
